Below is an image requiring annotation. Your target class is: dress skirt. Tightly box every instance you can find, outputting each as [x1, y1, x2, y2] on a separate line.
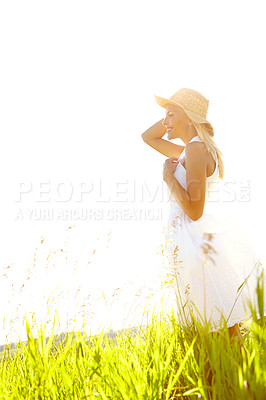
[162, 203, 265, 332]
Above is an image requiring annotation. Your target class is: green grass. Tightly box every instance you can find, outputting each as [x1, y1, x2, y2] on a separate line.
[0, 271, 265, 399]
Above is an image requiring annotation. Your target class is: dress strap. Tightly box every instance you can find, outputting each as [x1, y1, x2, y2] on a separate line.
[187, 135, 203, 145]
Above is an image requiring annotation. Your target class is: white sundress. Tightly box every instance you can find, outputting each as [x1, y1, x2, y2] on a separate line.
[162, 135, 265, 332]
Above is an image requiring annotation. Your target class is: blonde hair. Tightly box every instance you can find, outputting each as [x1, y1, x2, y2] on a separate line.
[192, 121, 225, 180]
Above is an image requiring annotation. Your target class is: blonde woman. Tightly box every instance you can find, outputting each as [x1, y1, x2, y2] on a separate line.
[141, 88, 265, 345]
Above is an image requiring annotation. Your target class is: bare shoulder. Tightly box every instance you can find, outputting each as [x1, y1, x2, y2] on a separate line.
[185, 141, 207, 159]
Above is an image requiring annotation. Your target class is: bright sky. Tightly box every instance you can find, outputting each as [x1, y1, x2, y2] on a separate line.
[0, 0, 265, 344]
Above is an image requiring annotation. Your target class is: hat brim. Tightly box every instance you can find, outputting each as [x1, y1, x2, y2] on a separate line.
[154, 94, 209, 125]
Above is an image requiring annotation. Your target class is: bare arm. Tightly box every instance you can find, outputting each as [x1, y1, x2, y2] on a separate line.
[163, 143, 207, 221]
[141, 119, 185, 158]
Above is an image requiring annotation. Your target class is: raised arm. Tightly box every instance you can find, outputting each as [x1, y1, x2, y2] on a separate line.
[141, 118, 185, 158]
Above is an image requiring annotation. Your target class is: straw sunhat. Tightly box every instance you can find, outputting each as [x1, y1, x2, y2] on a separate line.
[154, 88, 214, 135]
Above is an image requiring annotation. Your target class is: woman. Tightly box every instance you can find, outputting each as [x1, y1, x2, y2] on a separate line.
[141, 88, 265, 344]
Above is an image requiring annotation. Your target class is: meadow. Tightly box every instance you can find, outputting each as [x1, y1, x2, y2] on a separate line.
[0, 269, 265, 400]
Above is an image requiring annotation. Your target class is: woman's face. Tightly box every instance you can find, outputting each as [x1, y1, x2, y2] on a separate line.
[162, 104, 189, 140]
